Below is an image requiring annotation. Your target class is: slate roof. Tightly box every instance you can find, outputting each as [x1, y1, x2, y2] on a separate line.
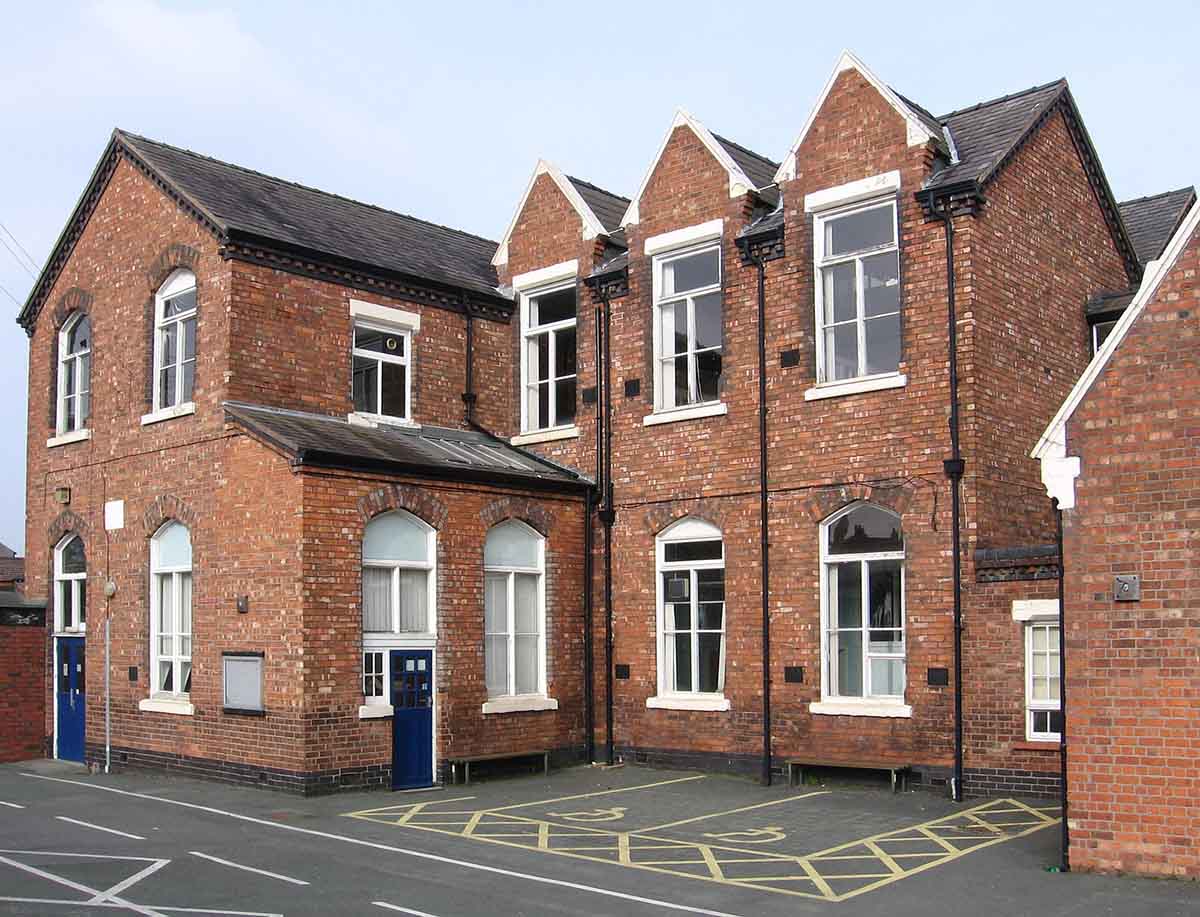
[0, 556, 23, 584]
[1085, 289, 1136, 318]
[1117, 187, 1197, 264]
[119, 131, 502, 298]
[224, 402, 588, 490]
[928, 80, 1067, 189]
[713, 134, 780, 191]
[0, 590, 42, 610]
[567, 176, 629, 235]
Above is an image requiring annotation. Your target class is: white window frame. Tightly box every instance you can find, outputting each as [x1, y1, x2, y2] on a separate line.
[483, 521, 551, 710]
[352, 320, 414, 425]
[151, 269, 197, 414]
[812, 197, 902, 385]
[1025, 620, 1062, 741]
[53, 534, 86, 634]
[1091, 319, 1118, 357]
[519, 280, 578, 435]
[651, 242, 724, 415]
[148, 522, 192, 703]
[814, 503, 910, 717]
[361, 512, 437, 713]
[649, 518, 729, 711]
[56, 312, 91, 436]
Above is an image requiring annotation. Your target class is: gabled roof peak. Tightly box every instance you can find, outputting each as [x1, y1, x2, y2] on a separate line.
[935, 78, 1068, 121]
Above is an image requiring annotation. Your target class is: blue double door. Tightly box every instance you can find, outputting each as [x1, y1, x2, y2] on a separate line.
[56, 637, 86, 762]
[390, 649, 433, 789]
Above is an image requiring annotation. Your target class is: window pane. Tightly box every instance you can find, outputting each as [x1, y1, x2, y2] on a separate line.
[863, 251, 900, 317]
[1093, 320, 1117, 352]
[485, 521, 541, 568]
[827, 505, 903, 554]
[159, 366, 176, 409]
[693, 293, 722, 351]
[673, 355, 690, 406]
[78, 581, 86, 626]
[1032, 626, 1048, 652]
[515, 635, 538, 695]
[484, 573, 508, 634]
[673, 634, 692, 692]
[514, 573, 538, 635]
[537, 382, 550, 429]
[665, 249, 719, 295]
[353, 356, 378, 414]
[671, 601, 691, 631]
[164, 289, 196, 317]
[865, 313, 901, 376]
[354, 326, 399, 354]
[659, 302, 682, 357]
[664, 540, 722, 563]
[182, 317, 197, 361]
[867, 559, 903, 650]
[398, 569, 427, 632]
[697, 634, 722, 692]
[534, 334, 550, 382]
[554, 378, 576, 427]
[532, 287, 576, 326]
[822, 263, 857, 325]
[363, 512, 430, 564]
[67, 315, 91, 353]
[870, 657, 904, 696]
[181, 360, 195, 404]
[825, 205, 893, 257]
[696, 350, 721, 403]
[380, 361, 406, 418]
[1047, 710, 1064, 733]
[58, 581, 71, 629]
[362, 567, 392, 632]
[696, 568, 724, 604]
[663, 571, 689, 606]
[834, 562, 862, 628]
[157, 574, 174, 637]
[65, 396, 76, 432]
[555, 327, 577, 378]
[155, 522, 192, 568]
[158, 660, 173, 693]
[179, 573, 192, 640]
[834, 630, 863, 696]
[485, 635, 508, 697]
[698, 600, 723, 631]
[181, 660, 192, 694]
[826, 323, 858, 381]
[61, 537, 86, 574]
[161, 323, 178, 367]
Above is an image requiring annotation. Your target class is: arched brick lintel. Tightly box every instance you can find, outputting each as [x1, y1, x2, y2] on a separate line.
[358, 484, 448, 530]
[480, 496, 554, 537]
[645, 502, 728, 537]
[798, 482, 915, 524]
[142, 494, 199, 537]
[146, 243, 200, 293]
[48, 509, 91, 548]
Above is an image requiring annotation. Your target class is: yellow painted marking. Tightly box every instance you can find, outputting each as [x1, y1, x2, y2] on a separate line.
[481, 774, 704, 813]
[537, 821, 550, 849]
[547, 806, 627, 822]
[863, 841, 904, 876]
[698, 845, 725, 881]
[702, 826, 787, 844]
[962, 812, 1005, 834]
[641, 790, 828, 833]
[617, 833, 631, 865]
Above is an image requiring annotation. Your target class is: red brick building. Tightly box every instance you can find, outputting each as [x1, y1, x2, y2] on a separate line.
[1036, 200, 1200, 876]
[17, 52, 1192, 798]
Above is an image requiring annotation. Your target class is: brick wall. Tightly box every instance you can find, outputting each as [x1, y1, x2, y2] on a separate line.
[1062, 222, 1200, 875]
[0, 619, 46, 762]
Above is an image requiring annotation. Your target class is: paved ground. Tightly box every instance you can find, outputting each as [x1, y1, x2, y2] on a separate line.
[0, 759, 1194, 916]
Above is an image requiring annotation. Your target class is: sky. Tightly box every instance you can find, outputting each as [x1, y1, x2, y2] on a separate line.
[0, 0, 1196, 555]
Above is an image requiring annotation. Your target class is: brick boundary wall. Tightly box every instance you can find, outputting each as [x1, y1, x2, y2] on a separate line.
[0, 612, 47, 763]
[964, 767, 1061, 799]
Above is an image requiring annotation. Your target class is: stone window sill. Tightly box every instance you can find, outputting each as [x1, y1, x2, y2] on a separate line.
[348, 412, 420, 431]
[359, 704, 393, 719]
[47, 429, 91, 448]
[642, 402, 728, 427]
[139, 696, 194, 716]
[141, 402, 195, 426]
[646, 694, 731, 712]
[482, 695, 559, 715]
[511, 426, 580, 446]
[804, 373, 906, 402]
[1013, 740, 1059, 752]
[810, 700, 912, 718]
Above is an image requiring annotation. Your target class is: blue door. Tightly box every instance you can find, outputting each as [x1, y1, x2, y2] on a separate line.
[390, 649, 433, 789]
[56, 637, 85, 762]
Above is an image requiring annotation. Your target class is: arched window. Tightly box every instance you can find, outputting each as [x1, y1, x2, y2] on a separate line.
[54, 534, 86, 633]
[57, 313, 91, 435]
[153, 269, 197, 411]
[361, 511, 435, 707]
[484, 521, 545, 700]
[654, 518, 726, 704]
[150, 521, 192, 698]
[820, 503, 905, 703]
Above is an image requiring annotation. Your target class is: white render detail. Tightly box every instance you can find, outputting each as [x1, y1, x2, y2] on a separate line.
[804, 372, 907, 402]
[349, 299, 421, 332]
[511, 259, 578, 292]
[104, 500, 124, 532]
[621, 110, 760, 227]
[643, 402, 728, 426]
[138, 697, 194, 716]
[1012, 599, 1060, 622]
[646, 695, 731, 712]
[804, 170, 901, 213]
[481, 695, 559, 715]
[774, 50, 939, 184]
[810, 700, 913, 718]
[46, 429, 91, 448]
[493, 162, 608, 267]
[643, 219, 724, 256]
[140, 402, 195, 426]
[510, 425, 580, 446]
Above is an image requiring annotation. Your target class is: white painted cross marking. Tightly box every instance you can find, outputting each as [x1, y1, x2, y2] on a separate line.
[56, 815, 146, 840]
[374, 903, 443, 917]
[190, 851, 309, 886]
[0, 801, 24, 809]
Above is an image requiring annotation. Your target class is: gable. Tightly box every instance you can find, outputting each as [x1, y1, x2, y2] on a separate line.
[492, 160, 614, 267]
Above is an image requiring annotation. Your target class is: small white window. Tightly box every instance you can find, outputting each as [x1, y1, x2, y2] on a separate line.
[150, 521, 192, 698]
[57, 313, 91, 434]
[1026, 622, 1062, 740]
[655, 518, 726, 697]
[820, 503, 905, 701]
[53, 534, 86, 633]
[352, 323, 412, 422]
[520, 283, 577, 433]
[153, 270, 197, 411]
[484, 521, 546, 699]
[1092, 319, 1118, 356]
[361, 511, 436, 705]
[652, 245, 722, 412]
[813, 200, 901, 383]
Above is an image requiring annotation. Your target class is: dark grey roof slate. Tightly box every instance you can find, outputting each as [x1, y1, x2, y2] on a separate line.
[736, 205, 784, 239]
[588, 250, 629, 280]
[894, 91, 948, 147]
[712, 134, 779, 190]
[1118, 187, 1197, 264]
[0, 590, 44, 610]
[119, 131, 502, 297]
[0, 556, 24, 582]
[928, 80, 1066, 189]
[1085, 289, 1136, 318]
[567, 176, 629, 234]
[224, 402, 587, 490]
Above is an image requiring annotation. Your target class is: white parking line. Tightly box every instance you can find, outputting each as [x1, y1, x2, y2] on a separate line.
[190, 851, 309, 886]
[23, 772, 747, 917]
[56, 815, 146, 840]
[0, 852, 164, 916]
[374, 903, 442, 917]
[0, 801, 24, 809]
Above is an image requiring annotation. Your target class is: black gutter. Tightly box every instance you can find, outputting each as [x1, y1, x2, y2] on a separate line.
[1054, 499, 1069, 871]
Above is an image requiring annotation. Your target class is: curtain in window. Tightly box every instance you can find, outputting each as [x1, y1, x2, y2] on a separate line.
[399, 569, 428, 632]
[484, 573, 508, 697]
[363, 567, 392, 632]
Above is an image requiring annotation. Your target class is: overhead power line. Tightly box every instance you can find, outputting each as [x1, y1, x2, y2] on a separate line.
[0, 280, 23, 308]
[0, 235, 36, 279]
[0, 219, 38, 275]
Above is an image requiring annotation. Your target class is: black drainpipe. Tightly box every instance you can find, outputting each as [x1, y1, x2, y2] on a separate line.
[599, 289, 616, 766]
[1054, 498, 1069, 871]
[751, 251, 772, 787]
